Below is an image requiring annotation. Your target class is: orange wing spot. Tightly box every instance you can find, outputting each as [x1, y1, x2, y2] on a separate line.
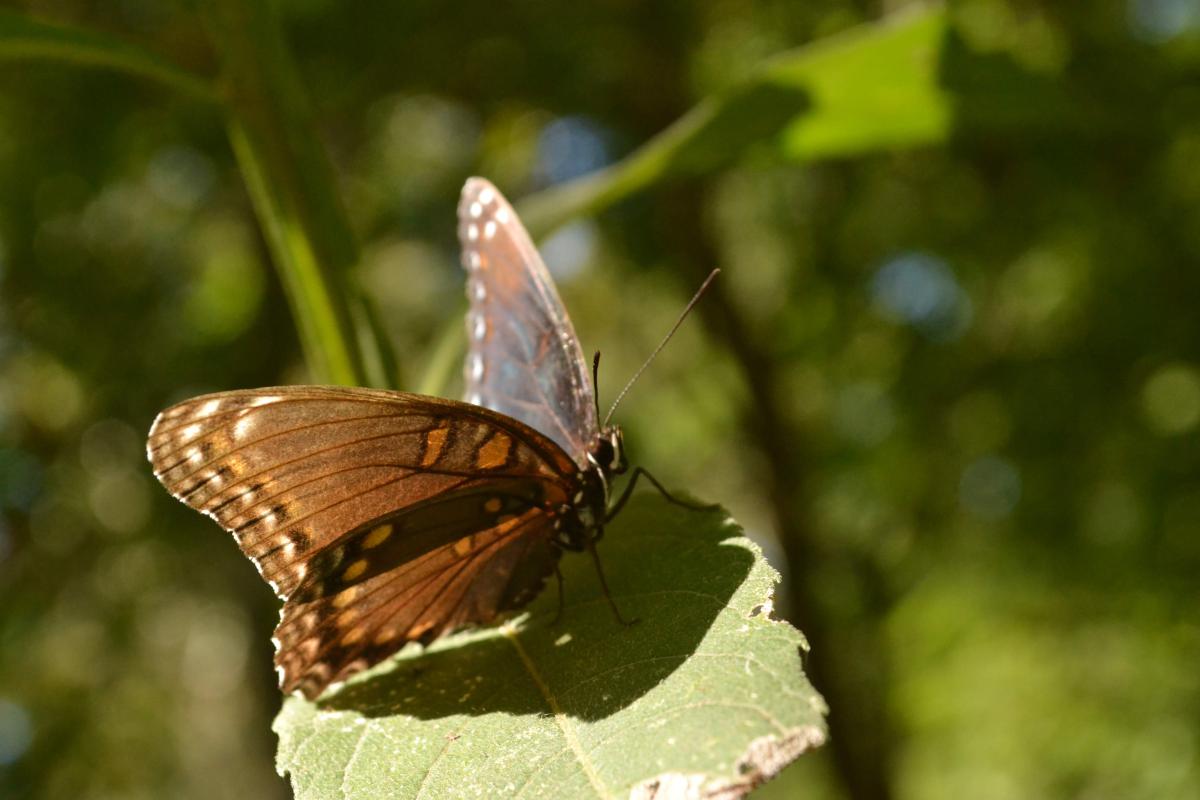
[374, 627, 398, 645]
[453, 536, 475, 557]
[341, 626, 366, 646]
[483, 497, 502, 513]
[342, 559, 368, 582]
[332, 587, 357, 608]
[363, 523, 393, 549]
[475, 431, 512, 469]
[408, 620, 436, 639]
[496, 513, 524, 533]
[421, 425, 450, 467]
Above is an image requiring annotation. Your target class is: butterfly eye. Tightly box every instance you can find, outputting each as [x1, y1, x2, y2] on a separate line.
[607, 431, 627, 473]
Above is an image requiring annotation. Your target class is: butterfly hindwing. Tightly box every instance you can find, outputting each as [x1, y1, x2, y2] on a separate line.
[288, 476, 550, 604]
[273, 506, 560, 697]
[459, 178, 599, 465]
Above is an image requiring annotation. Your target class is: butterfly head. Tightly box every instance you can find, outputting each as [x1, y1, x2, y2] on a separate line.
[593, 426, 628, 478]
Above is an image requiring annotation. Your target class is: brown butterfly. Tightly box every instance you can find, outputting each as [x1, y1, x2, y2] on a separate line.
[147, 178, 713, 699]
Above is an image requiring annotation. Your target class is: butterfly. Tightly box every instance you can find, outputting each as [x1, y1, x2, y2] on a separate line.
[147, 178, 715, 699]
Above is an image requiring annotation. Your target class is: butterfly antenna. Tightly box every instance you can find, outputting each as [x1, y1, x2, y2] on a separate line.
[592, 350, 603, 427]
[602, 268, 720, 427]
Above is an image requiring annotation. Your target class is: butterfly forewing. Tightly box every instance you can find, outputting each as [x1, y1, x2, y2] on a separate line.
[147, 386, 577, 698]
[459, 178, 599, 465]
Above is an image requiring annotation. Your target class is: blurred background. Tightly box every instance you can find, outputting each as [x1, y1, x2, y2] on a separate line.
[1, 1, 1198, 798]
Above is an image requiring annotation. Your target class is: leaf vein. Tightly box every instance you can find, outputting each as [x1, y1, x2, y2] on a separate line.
[504, 627, 612, 799]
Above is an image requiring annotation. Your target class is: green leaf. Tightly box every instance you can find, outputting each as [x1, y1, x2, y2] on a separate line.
[203, 0, 395, 389]
[518, 5, 1095, 239]
[275, 496, 827, 798]
[518, 7, 946, 238]
[0, 9, 216, 102]
[768, 7, 952, 160]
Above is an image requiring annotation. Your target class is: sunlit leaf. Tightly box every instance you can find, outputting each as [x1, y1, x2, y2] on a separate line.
[769, 8, 952, 160]
[275, 496, 826, 799]
[518, 7, 947, 237]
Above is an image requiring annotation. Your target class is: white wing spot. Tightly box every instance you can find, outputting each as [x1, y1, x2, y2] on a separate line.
[478, 186, 496, 205]
[233, 415, 254, 439]
[472, 314, 487, 341]
[466, 391, 482, 406]
[182, 423, 202, 441]
[495, 206, 511, 224]
[470, 278, 486, 301]
[467, 251, 482, 270]
[250, 396, 281, 407]
[188, 448, 203, 465]
[199, 399, 221, 417]
[467, 223, 479, 242]
[468, 353, 484, 381]
[483, 220, 497, 240]
[469, 201, 483, 219]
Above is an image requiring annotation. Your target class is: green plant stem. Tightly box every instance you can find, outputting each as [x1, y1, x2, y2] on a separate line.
[516, 6, 945, 240]
[201, 0, 394, 388]
[0, 10, 217, 103]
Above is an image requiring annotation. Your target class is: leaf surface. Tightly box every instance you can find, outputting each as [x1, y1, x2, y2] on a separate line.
[275, 495, 826, 799]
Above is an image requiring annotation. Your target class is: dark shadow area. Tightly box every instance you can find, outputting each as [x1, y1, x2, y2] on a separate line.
[663, 82, 812, 175]
[938, 24, 1132, 143]
[318, 494, 753, 722]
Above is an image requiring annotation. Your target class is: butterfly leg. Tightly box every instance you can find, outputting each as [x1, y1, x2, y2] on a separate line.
[551, 563, 566, 626]
[587, 537, 637, 627]
[606, 466, 719, 522]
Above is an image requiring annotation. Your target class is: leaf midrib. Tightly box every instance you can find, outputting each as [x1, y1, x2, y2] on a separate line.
[504, 625, 613, 799]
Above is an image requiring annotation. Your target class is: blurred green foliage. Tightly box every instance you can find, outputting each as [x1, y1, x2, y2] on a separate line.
[1, 1, 1198, 799]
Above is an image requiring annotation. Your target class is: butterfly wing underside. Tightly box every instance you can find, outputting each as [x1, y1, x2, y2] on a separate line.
[459, 177, 599, 465]
[146, 386, 574, 697]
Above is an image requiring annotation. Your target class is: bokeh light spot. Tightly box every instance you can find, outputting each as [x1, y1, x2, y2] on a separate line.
[8, 353, 84, 431]
[536, 116, 610, 184]
[182, 220, 265, 344]
[0, 698, 32, 765]
[540, 220, 598, 282]
[1141, 363, 1200, 435]
[833, 381, 896, 446]
[959, 455, 1021, 520]
[88, 470, 151, 535]
[1128, 0, 1200, 43]
[871, 252, 972, 341]
[0, 447, 42, 511]
[1083, 480, 1145, 546]
[146, 146, 214, 211]
[80, 419, 143, 475]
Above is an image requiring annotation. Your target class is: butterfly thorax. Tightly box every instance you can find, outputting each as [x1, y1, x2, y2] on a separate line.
[553, 426, 626, 551]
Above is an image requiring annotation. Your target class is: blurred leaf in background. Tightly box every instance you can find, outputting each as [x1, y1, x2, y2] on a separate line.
[1, 1, 1199, 799]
